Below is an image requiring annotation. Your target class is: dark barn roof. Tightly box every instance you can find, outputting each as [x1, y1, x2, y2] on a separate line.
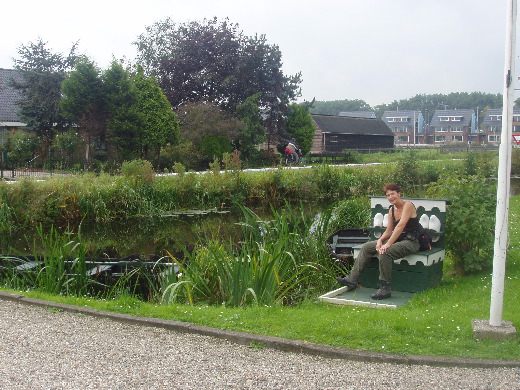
[312, 114, 393, 136]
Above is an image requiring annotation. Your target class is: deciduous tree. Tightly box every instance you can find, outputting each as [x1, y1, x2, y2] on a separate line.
[12, 38, 79, 143]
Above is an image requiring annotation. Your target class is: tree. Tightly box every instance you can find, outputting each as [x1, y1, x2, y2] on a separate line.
[103, 61, 140, 162]
[60, 58, 107, 165]
[132, 67, 180, 163]
[309, 99, 373, 115]
[285, 103, 316, 155]
[11, 38, 79, 144]
[176, 101, 242, 147]
[134, 17, 301, 145]
[236, 93, 266, 160]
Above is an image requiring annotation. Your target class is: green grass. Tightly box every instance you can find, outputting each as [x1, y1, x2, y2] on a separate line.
[2, 196, 519, 361]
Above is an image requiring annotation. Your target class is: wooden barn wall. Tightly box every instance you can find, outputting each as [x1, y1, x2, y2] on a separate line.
[323, 134, 394, 152]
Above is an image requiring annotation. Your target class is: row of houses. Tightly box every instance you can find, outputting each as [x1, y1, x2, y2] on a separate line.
[339, 108, 520, 146]
[308, 106, 520, 153]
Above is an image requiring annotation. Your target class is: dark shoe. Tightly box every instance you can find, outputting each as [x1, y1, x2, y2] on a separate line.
[336, 276, 358, 291]
[370, 281, 391, 300]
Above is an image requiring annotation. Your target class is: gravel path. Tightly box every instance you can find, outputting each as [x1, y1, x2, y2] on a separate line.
[0, 299, 518, 390]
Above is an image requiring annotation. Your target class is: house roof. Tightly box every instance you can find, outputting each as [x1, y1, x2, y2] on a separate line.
[311, 114, 393, 136]
[0, 68, 23, 124]
[338, 111, 376, 118]
[481, 108, 520, 125]
[382, 110, 422, 121]
[430, 109, 474, 127]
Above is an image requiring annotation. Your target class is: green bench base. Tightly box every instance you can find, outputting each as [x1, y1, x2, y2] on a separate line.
[358, 257, 443, 293]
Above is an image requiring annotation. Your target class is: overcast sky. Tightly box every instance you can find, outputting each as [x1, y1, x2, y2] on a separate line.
[1, 0, 516, 106]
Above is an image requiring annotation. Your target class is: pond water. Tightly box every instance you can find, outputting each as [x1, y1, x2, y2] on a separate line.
[4, 177, 520, 259]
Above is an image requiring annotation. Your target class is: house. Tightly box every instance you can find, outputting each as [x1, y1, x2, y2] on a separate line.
[429, 109, 476, 144]
[0, 68, 26, 144]
[381, 110, 424, 145]
[310, 114, 394, 154]
[480, 108, 520, 145]
[338, 111, 376, 118]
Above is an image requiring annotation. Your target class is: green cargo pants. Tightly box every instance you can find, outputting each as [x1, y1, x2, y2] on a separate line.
[349, 236, 420, 283]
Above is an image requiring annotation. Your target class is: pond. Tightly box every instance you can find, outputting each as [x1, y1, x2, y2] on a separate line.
[3, 204, 324, 259]
[4, 177, 520, 259]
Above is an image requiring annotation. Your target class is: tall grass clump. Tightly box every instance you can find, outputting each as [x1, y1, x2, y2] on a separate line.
[0, 225, 92, 296]
[161, 204, 337, 307]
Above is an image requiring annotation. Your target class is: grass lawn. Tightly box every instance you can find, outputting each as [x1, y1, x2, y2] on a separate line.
[2, 196, 519, 362]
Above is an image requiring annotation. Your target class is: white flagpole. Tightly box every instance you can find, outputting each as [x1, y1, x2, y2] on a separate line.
[489, 0, 517, 327]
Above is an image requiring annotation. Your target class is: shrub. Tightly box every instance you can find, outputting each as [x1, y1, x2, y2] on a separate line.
[121, 159, 154, 185]
[427, 174, 496, 274]
[330, 197, 371, 232]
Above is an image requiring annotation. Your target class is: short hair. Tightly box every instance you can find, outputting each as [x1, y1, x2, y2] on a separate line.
[383, 183, 401, 193]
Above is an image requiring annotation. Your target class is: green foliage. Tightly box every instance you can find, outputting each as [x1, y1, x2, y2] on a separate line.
[120, 159, 155, 185]
[132, 66, 180, 161]
[285, 103, 315, 155]
[393, 150, 421, 193]
[12, 38, 79, 139]
[235, 93, 266, 160]
[512, 147, 520, 176]
[135, 17, 301, 142]
[427, 174, 496, 273]
[309, 99, 372, 115]
[342, 149, 362, 164]
[199, 135, 232, 161]
[162, 204, 334, 306]
[330, 197, 371, 231]
[4, 130, 40, 165]
[52, 129, 83, 167]
[462, 151, 497, 178]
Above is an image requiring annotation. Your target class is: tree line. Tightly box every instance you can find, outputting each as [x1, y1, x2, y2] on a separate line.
[7, 17, 314, 171]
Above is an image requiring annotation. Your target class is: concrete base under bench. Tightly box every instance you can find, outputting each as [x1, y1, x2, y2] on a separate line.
[318, 285, 415, 309]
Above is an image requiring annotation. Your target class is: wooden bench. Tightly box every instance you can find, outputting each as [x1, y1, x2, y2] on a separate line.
[352, 196, 448, 293]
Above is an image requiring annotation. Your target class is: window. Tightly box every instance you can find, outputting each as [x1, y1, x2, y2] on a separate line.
[439, 116, 463, 122]
[435, 136, 446, 143]
[451, 126, 463, 132]
[490, 125, 501, 132]
[397, 136, 409, 143]
[387, 117, 409, 122]
[451, 135, 463, 142]
[489, 135, 500, 142]
[437, 127, 448, 132]
[490, 115, 502, 121]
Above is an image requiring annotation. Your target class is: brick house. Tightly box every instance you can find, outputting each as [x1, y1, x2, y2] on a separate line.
[480, 108, 520, 145]
[381, 110, 425, 145]
[429, 109, 476, 144]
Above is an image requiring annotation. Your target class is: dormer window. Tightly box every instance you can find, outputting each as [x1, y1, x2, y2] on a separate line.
[439, 116, 463, 122]
[387, 116, 409, 122]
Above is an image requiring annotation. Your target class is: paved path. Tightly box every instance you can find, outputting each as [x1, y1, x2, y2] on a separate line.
[0, 299, 518, 390]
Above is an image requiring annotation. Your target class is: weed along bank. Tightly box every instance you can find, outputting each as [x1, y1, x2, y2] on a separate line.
[320, 196, 448, 309]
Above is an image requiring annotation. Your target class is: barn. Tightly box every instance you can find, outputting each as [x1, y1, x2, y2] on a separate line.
[310, 114, 394, 154]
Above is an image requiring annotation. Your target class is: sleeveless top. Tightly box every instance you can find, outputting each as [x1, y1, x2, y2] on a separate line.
[390, 203, 422, 236]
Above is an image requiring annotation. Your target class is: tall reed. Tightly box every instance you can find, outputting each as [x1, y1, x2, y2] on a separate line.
[161, 203, 338, 307]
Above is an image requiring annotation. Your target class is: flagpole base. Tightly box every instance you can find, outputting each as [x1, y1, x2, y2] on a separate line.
[472, 319, 517, 340]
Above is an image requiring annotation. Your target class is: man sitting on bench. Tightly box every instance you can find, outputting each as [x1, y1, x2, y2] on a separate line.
[336, 183, 422, 300]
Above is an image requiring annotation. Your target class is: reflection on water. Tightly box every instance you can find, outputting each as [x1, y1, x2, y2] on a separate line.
[3, 205, 323, 258]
